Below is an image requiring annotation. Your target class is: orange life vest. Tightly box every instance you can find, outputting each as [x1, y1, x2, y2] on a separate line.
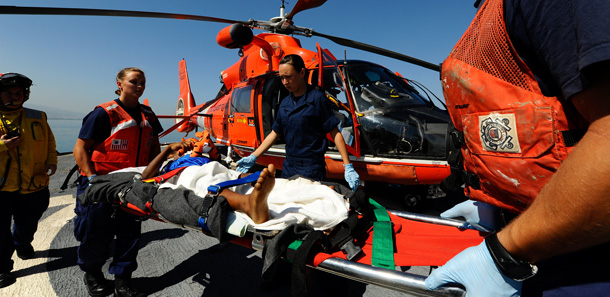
[441, 0, 586, 212]
[90, 101, 158, 175]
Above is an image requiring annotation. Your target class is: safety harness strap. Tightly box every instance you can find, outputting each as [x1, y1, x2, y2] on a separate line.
[291, 231, 326, 297]
[370, 198, 395, 269]
[327, 214, 362, 260]
[561, 129, 586, 147]
[143, 166, 188, 183]
[207, 171, 261, 195]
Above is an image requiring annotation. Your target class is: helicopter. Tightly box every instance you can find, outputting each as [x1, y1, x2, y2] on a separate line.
[1, 0, 454, 207]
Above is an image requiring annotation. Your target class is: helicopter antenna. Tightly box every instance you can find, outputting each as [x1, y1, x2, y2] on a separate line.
[280, 0, 287, 18]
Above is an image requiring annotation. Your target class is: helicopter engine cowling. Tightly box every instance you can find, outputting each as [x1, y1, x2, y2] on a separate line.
[216, 23, 253, 49]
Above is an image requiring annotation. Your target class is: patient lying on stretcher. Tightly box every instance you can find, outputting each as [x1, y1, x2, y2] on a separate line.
[145, 141, 276, 224]
[79, 141, 349, 242]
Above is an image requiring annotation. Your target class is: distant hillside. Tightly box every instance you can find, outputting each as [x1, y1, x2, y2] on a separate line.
[27, 104, 85, 120]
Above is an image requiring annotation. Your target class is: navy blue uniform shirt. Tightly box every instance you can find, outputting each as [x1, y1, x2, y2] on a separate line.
[272, 86, 339, 161]
[78, 99, 163, 141]
[504, 0, 610, 100]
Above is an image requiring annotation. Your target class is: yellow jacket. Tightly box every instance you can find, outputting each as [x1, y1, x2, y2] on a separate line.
[0, 107, 57, 193]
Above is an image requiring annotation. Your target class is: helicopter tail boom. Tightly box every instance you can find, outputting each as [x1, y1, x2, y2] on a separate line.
[176, 59, 197, 133]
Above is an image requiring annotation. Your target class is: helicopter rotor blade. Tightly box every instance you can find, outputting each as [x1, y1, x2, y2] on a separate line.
[0, 5, 440, 71]
[285, 0, 327, 20]
[311, 31, 441, 72]
[0, 5, 246, 25]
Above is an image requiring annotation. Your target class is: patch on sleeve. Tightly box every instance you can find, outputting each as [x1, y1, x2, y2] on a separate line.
[479, 113, 521, 153]
[111, 139, 129, 150]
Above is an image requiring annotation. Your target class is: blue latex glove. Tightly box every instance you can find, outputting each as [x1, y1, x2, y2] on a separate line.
[441, 200, 500, 232]
[235, 154, 257, 173]
[425, 241, 522, 297]
[87, 174, 97, 187]
[343, 163, 359, 191]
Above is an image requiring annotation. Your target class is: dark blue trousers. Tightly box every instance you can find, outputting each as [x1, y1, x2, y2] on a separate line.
[0, 188, 50, 273]
[74, 176, 141, 276]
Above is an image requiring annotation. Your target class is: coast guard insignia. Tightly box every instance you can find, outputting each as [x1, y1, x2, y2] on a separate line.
[479, 113, 521, 153]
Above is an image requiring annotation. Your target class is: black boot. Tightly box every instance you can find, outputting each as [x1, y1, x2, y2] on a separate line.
[114, 274, 146, 297]
[83, 271, 113, 297]
[0, 272, 16, 288]
[15, 244, 35, 260]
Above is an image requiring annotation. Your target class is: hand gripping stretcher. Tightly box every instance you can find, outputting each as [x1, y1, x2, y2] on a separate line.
[79, 161, 485, 297]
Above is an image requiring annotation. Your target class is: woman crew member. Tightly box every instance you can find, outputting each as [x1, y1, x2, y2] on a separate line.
[73, 67, 162, 297]
[236, 54, 359, 191]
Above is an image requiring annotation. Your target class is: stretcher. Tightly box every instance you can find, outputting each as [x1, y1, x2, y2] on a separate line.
[81, 162, 484, 297]
[237, 209, 481, 297]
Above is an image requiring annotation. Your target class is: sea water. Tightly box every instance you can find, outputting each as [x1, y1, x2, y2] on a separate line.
[48, 119, 187, 154]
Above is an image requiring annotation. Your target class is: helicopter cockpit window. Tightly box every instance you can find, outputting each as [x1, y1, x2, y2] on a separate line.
[345, 65, 428, 113]
[231, 85, 253, 113]
[343, 64, 450, 159]
[312, 68, 355, 147]
[326, 69, 350, 106]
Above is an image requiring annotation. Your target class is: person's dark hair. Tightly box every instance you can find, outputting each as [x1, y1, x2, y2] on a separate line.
[279, 54, 306, 73]
[115, 67, 145, 96]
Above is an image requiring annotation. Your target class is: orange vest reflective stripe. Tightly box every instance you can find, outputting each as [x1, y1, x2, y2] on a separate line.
[441, 0, 586, 212]
[90, 101, 157, 175]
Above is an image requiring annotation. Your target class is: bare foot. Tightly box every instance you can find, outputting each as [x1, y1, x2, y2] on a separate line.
[247, 164, 275, 224]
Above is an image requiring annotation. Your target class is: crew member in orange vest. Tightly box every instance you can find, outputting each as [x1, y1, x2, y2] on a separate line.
[73, 67, 162, 297]
[425, 0, 610, 296]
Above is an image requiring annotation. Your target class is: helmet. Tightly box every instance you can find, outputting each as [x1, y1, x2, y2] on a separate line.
[0, 73, 32, 102]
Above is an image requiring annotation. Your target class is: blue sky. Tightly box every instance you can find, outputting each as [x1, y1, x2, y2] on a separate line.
[1, 0, 477, 117]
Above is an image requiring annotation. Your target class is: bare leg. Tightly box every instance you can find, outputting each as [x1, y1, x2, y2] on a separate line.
[222, 164, 275, 224]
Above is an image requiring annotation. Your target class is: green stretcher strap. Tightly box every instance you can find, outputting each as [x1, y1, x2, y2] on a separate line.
[370, 198, 395, 269]
[288, 240, 303, 251]
[286, 240, 303, 263]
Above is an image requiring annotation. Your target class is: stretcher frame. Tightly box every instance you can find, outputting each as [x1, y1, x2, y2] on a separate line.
[250, 209, 467, 297]
[131, 201, 469, 297]
[321, 210, 468, 297]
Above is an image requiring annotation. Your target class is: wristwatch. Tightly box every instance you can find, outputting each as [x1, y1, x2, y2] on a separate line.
[485, 232, 538, 281]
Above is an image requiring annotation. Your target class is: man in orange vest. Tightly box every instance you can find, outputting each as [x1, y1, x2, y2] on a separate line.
[426, 0, 610, 296]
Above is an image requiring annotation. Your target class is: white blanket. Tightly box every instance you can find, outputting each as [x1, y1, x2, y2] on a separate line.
[158, 162, 350, 231]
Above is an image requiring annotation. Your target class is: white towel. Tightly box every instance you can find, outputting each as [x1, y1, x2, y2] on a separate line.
[159, 162, 349, 231]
